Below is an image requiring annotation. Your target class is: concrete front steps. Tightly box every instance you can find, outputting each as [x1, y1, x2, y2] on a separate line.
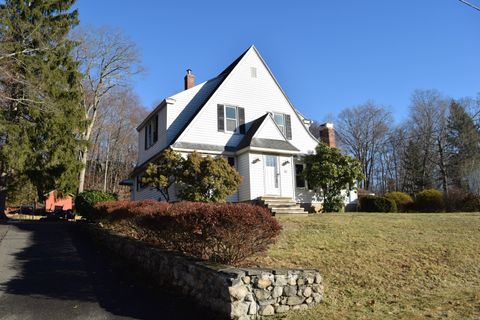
[258, 196, 308, 216]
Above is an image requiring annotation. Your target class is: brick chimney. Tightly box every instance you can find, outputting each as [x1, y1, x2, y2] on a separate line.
[319, 123, 336, 148]
[184, 69, 195, 90]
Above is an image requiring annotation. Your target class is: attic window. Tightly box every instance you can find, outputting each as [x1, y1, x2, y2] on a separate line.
[250, 67, 257, 78]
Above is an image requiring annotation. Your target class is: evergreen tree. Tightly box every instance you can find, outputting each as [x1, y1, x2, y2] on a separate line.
[401, 139, 425, 194]
[447, 101, 480, 191]
[304, 143, 364, 212]
[0, 0, 84, 201]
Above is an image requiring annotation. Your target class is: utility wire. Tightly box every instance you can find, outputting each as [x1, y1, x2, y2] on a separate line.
[458, 0, 480, 12]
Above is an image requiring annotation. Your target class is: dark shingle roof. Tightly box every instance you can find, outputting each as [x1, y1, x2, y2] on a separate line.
[168, 46, 251, 147]
[171, 142, 236, 153]
[249, 138, 299, 151]
[236, 114, 299, 152]
[236, 114, 269, 150]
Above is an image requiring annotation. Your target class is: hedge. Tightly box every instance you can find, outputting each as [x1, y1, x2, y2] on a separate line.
[359, 195, 397, 213]
[93, 200, 282, 265]
[75, 190, 117, 218]
[384, 192, 413, 212]
[414, 189, 444, 213]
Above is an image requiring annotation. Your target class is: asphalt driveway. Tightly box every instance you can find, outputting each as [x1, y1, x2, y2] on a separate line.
[0, 221, 209, 320]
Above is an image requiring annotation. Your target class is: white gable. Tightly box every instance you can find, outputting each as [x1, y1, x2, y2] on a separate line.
[175, 46, 318, 154]
[254, 115, 286, 141]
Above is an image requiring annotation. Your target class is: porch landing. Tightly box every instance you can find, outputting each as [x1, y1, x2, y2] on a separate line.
[258, 196, 308, 216]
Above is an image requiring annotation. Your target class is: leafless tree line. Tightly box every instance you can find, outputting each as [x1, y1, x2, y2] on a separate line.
[83, 87, 147, 198]
[312, 90, 480, 196]
[68, 26, 146, 198]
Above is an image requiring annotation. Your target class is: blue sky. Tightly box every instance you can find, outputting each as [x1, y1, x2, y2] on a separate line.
[74, 0, 480, 123]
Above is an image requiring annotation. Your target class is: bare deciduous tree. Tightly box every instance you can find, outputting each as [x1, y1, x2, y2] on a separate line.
[84, 87, 147, 198]
[72, 26, 143, 193]
[336, 101, 393, 190]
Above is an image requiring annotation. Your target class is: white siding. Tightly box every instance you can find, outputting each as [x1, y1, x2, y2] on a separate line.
[166, 77, 224, 144]
[137, 108, 167, 164]
[255, 117, 285, 140]
[176, 47, 318, 154]
[132, 175, 179, 202]
[278, 155, 294, 198]
[237, 153, 250, 201]
[249, 153, 264, 199]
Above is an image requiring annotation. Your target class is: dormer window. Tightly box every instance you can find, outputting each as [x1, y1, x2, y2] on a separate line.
[144, 114, 158, 149]
[272, 112, 292, 140]
[273, 113, 285, 134]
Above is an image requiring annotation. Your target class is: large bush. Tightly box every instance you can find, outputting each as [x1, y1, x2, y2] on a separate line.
[179, 152, 242, 203]
[303, 142, 364, 212]
[444, 189, 480, 212]
[75, 190, 117, 217]
[460, 193, 480, 212]
[414, 189, 444, 212]
[384, 192, 413, 212]
[93, 201, 281, 264]
[359, 195, 397, 213]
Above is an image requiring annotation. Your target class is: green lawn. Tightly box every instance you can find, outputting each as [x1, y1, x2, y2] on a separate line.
[245, 213, 480, 319]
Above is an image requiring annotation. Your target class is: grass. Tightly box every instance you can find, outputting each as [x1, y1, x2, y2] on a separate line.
[245, 213, 480, 319]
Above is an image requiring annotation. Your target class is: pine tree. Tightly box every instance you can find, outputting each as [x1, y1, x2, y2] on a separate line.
[0, 0, 84, 201]
[447, 101, 480, 191]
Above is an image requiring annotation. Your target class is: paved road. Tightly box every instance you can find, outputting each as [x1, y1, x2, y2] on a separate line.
[0, 222, 211, 320]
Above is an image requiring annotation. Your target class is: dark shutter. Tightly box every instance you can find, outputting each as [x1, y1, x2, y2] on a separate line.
[153, 114, 158, 143]
[217, 104, 225, 132]
[285, 114, 292, 140]
[238, 107, 245, 134]
[144, 126, 148, 149]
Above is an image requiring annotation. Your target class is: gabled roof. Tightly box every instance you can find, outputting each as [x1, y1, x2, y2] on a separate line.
[131, 45, 314, 176]
[167, 46, 252, 146]
[236, 114, 299, 152]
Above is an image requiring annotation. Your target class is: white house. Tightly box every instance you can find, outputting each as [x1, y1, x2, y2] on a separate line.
[128, 45, 356, 213]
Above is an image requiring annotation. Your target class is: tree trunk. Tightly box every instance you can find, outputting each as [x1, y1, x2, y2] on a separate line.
[77, 105, 97, 194]
[437, 137, 448, 195]
[103, 137, 110, 192]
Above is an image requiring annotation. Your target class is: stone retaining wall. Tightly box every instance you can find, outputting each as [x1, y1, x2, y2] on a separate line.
[82, 224, 323, 319]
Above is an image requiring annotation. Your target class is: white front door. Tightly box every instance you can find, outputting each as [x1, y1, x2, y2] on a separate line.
[264, 155, 280, 195]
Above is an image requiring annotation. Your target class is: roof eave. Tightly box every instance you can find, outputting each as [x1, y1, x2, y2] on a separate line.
[136, 98, 176, 132]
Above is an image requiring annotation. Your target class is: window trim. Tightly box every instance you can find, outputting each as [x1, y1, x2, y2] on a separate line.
[224, 105, 239, 133]
[144, 114, 158, 150]
[272, 112, 286, 135]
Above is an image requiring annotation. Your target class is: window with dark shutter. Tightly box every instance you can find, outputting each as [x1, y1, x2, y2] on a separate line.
[285, 114, 292, 140]
[153, 114, 158, 143]
[144, 126, 148, 150]
[238, 107, 245, 134]
[217, 104, 225, 132]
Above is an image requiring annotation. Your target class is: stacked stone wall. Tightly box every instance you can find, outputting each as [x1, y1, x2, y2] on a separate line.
[83, 224, 323, 319]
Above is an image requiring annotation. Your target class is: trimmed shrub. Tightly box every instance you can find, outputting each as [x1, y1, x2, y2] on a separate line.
[460, 193, 480, 212]
[384, 192, 413, 212]
[93, 201, 282, 265]
[414, 189, 444, 212]
[75, 190, 117, 218]
[359, 195, 397, 213]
